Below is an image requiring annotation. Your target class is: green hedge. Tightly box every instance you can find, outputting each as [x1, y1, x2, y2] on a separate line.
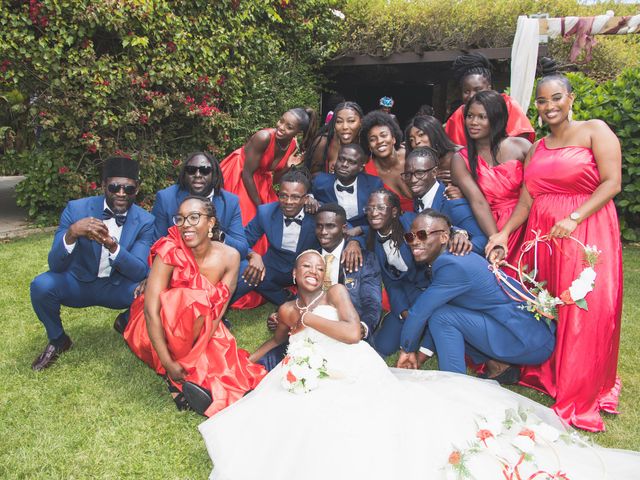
[529, 69, 640, 241]
[0, 0, 342, 223]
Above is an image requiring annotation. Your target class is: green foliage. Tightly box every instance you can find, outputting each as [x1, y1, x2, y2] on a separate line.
[529, 69, 640, 241]
[0, 0, 343, 223]
[339, 0, 639, 78]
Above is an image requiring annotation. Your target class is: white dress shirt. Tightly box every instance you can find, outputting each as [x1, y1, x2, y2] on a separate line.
[64, 200, 124, 278]
[416, 181, 440, 212]
[282, 211, 305, 252]
[378, 233, 408, 273]
[334, 179, 359, 220]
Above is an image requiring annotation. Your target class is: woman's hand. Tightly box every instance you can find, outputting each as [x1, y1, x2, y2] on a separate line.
[548, 217, 578, 239]
[485, 231, 509, 261]
[444, 184, 463, 200]
[397, 351, 418, 369]
[437, 168, 453, 185]
[166, 361, 187, 384]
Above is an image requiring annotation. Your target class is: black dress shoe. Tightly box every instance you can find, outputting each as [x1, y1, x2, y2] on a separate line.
[182, 381, 213, 416]
[31, 336, 73, 371]
[113, 311, 129, 335]
[480, 365, 521, 385]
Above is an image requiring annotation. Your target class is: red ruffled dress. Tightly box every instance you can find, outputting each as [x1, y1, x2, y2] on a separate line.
[124, 228, 266, 417]
[459, 148, 526, 269]
[220, 128, 297, 308]
[519, 139, 623, 432]
[445, 93, 535, 146]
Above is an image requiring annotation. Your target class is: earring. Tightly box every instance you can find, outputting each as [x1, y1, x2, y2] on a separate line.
[538, 115, 543, 128]
[568, 109, 573, 122]
[208, 230, 213, 238]
[293, 276, 297, 285]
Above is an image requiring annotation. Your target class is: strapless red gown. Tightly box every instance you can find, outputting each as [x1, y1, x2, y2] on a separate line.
[124, 228, 266, 417]
[520, 138, 623, 432]
[220, 128, 297, 308]
[459, 148, 526, 269]
[445, 94, 535, 146]
[364, 158, 414, 212]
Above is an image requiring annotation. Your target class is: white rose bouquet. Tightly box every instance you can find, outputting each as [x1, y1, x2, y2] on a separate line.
[281, 337, 329, 394]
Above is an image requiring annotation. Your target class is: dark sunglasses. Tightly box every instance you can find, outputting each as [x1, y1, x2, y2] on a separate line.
[107, 183, 137, 195]
[403, 229, 446, 244]
[185, 165, 213, 176]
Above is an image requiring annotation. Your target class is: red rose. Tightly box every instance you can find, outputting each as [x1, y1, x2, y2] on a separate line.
[559, 290, 574, 305]
[58, 166, 69, 174]
[139, 114, 149, 124]
[87, 144, 97, 153]
[448, 451, 461, 465]
[172, 159, 180, 166]
[89, 181, 97, 190]
[519, 428, 535, 441]
[282, 355, 290, 365]
[286, 370, 297, 383]
[476, 429, 494, 441]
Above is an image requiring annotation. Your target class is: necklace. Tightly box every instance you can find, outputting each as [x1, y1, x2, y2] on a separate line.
[275, 137, 289, 152]
[291, 290, 325, 334]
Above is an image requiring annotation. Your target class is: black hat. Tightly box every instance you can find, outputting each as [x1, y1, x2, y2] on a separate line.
[103, 157, 139, 181]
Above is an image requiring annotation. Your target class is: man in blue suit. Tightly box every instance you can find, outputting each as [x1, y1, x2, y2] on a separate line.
[30, 157, 155, 371]
[311, 143, 383, 227]
[403, 146, 486, 255]
[396, 210, 556, 383]
[230, 170, 320, 307]
[151, 151, 247, 257]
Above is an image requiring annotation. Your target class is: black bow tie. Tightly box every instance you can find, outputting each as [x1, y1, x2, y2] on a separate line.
[377, 234, 391, 244]
[415, 199, 424, 212]
[103, 208, 126, 227]
[284, 217, 303, 227]
[336, 183, 354, 194]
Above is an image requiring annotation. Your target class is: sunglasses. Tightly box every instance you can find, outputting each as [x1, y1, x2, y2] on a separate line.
[107, 183, 137, 195]
[403, 229, 446, 244]
[184, 165, 213, 176]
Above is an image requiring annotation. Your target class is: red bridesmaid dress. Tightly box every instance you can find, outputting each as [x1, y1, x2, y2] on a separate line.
[445, 93, 535, 146]
[459, 148, 526, 269]
[519, 138, 623, 432]
[220, 128, 297, 308]
[124, 228, 267, 417]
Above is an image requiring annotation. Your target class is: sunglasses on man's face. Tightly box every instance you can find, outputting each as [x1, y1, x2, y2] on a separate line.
[107, 183, 137, 195]
[403, 229, 446, 244]
[185, 165, 213, 176]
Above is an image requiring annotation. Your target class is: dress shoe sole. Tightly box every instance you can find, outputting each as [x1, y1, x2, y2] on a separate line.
[182, 381, 213, 416]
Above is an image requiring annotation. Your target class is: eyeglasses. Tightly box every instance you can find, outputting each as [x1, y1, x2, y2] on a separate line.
[277, 193, 305, 201]
[184, 165, 213, 176]
[403, 229, 446, 244]
[107, 183, 137, 195]
[363, 205, 390, 214]
[534, 93, 569, 107]
[172, 212, 212, 227]
[400, 166, 437, 182]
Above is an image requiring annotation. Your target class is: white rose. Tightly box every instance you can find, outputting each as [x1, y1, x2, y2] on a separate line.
[290, 364, 307, 380]
[512, 435, 535, 453]
[530, 423, 560, 443]
[580, 267, 596, 285]
[304, 375, 319, 391]
[568, 278, 591, 301]
[308, 354, 324, 370]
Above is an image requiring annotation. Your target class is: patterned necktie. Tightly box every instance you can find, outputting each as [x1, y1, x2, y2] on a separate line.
[336, 183, 354, 194]
[103, 208, 126, 227]
[323, 253, 335, 290]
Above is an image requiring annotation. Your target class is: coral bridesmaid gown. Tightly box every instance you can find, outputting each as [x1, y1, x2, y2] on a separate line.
[520, 138, 623, 432]
[445, 93, 535, 146]
[220, 128, 297, 308]
[459, 148, 526, 269]
[124, 228, 266, 417]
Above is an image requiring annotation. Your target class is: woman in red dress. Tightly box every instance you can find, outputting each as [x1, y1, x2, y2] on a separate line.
[451, 91, 531, 268]
[220, 107, 317, 308]
[444, 52, 534, 146]
[124, 196, 266, 416]
[361, 110, 414, 212]
[486, 71, 623, 432]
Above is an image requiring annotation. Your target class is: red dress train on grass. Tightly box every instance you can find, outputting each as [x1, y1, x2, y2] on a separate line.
[220, 128, 297, 308]
[459, 148, 526, 269]
[519, 138, 623, 432]
[124, 228, 266, 417]
[445, 93, 535, 146]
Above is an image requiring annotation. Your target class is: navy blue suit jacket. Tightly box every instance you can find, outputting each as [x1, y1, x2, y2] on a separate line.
[151, 185, 248, 257]
[312, 172, 384, 227]
[245, 202, 319, 274]
[400, 251, 556, 353]
[369, 214, 430, 317]
[48, 195, 155, 284]
[414, 182, 487, 255]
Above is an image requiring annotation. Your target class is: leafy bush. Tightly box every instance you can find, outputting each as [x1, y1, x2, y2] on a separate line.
[529, 69, 640, 241]
[0, 0, 342, 223]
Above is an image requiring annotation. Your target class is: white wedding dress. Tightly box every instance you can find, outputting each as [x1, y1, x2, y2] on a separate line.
[199, 305, 638, 480]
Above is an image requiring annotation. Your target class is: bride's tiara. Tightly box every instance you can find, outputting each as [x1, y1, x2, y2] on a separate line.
[296, 249, 325, 263]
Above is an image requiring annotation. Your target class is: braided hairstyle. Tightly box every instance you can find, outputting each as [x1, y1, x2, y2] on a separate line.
[452, 52, 493, 87]
[180, 195, 222, 241]
[536, 57, 572, 94]
[404, 115, 457, 158]
[304, 101, 364, 172]
[463, 90, 508, 179]
[178, 151, 223, 194]
[365, 189, 405, 253]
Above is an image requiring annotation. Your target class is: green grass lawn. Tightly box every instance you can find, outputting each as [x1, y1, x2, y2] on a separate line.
[1, 234, 638, 478]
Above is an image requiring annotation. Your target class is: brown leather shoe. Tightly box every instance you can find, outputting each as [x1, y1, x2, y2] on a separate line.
[113, 311, 128, 335]
[31, 336, 73, 371]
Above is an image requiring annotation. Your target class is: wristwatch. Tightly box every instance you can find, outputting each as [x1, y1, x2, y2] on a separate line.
[569, 211, 581, 222]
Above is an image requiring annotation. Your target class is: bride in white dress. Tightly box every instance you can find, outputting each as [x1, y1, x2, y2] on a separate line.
[199, 251, 638, 480]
